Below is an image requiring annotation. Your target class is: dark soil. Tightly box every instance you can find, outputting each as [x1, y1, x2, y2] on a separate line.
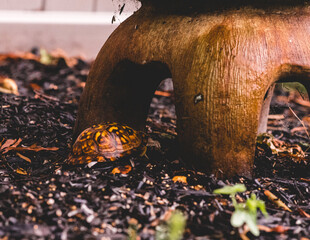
[0, 52, 309, 239]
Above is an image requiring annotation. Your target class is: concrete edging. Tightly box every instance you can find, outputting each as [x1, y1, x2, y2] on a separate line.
[0, 7, 137, 59]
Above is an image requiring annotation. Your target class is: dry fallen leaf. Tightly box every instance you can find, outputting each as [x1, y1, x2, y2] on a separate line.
[172, 176, 188, 184]
[1, 139, 58, 155]
[0, 76, 19, 95]
[16, 167, 28, 175]
[29, 83, 41, 91]
[0, 138, 22, 153]
[193, 185, 204, 190]
[111, 165, 132, 174]
[298, 208, 310, 218]
[16, 152, 32, 163]
[264, 190, 292, 212]
[8, 145, 59, 152]
[257, 133, 306, 159]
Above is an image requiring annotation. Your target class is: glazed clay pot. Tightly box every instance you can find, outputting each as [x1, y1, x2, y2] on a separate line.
[74, 0, 310, 178]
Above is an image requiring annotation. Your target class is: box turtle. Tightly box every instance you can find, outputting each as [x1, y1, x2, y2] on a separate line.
[68, 122, 147, 165]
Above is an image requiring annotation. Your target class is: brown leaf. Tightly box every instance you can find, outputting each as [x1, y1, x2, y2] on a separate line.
[8, 145, 59, 152]
[16, 152, 31, 163]
[298, 208, 310, 218]
[172, 176, 188, 184]
[111, 165, 132, 174]
[193, 185, 204, 190]
[16, 167, 28, 175]
[29, 83, 41, 91]
[0, 138, 22, 153]
[0, 76, 19, 95]
[264, 190, 292, 212]
[0, 139, 16, 151]
[271, 225, 290, 233]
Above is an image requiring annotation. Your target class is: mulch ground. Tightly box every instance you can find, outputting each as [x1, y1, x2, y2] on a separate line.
[0, 51, 309, 239]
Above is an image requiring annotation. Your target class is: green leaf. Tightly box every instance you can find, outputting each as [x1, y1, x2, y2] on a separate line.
[246, 193, 268, 217]
[168, 211, 186, 240]
[39, 48, 53, 65]
[155, 225, 168, 240]
[213, 184, 246, 195]
[256, 200, 268, 217]
[232, 210, 260, 236]
[155, 210, 186, 240]
[256, 133, 273, 144]
[214, 184, 268, 237]
[246, 193, 258, 214]
[231, 209, 247, 227]
[244, 212, 260, 236]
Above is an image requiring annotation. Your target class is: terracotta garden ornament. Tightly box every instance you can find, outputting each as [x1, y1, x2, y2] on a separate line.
[74, 0, 310, 178]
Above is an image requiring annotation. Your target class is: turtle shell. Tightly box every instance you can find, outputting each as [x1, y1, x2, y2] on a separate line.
[68, 123, 147, 165]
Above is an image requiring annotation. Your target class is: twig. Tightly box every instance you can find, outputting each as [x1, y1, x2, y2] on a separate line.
[288, 107, 310, 139]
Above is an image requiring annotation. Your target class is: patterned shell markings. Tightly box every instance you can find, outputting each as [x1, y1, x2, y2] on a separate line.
[68, 123, 147, 164]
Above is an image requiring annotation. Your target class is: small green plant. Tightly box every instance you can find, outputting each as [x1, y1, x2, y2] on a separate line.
[214, 184, 268, 236]
[128, 219, 138, 240]
[156, 210, 187, 240]
[279, 82, 308, 96]
[39, 48, 53, 65]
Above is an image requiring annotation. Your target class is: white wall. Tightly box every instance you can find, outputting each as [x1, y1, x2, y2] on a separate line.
[0, 0, 141, 59]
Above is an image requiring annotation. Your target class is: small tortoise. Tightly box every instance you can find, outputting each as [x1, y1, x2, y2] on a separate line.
[68, 122, 147, 165]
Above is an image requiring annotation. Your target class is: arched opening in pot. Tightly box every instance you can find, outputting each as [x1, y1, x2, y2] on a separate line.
[268, 82, 309, 138]
[93, 60, 172, 129]
[73, 60, 173, 140]
[256, 68, 310, 177]
[147, 78, 176, 133]
[258, 66, 310, 138]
